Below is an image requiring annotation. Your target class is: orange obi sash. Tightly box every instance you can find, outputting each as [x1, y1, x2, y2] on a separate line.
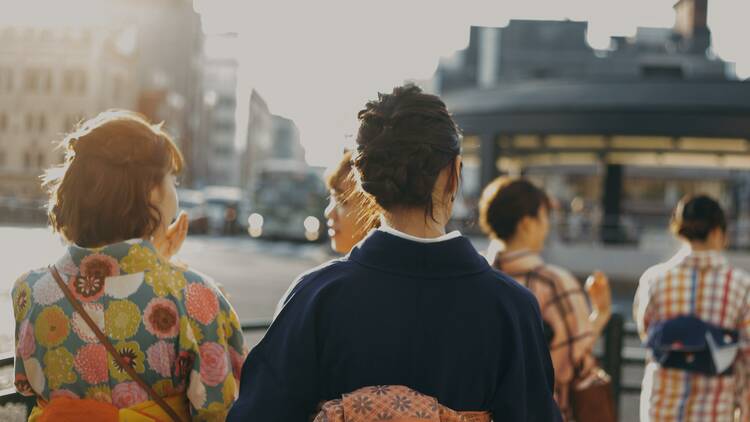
[313, 385, 491, 422]
[28, 395, 190, 422]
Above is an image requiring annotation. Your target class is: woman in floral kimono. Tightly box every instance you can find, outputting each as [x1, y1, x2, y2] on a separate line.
[11, 110, 246, 421]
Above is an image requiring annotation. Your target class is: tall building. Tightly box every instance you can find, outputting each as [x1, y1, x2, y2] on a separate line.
[269, 115, 305, 162]
[199, 56, 239, 187]
[0, 26, 138, 200]
[242, 90, 272, 192]
[108, 0, 205, 186]
[240, 90, 307, 194]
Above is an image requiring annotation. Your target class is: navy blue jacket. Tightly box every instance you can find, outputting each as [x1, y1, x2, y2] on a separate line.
[228, 230, 561, 421]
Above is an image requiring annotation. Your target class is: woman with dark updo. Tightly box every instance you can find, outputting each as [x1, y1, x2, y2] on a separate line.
[229, 85, 560, 421]
[635, 194, 750, 421]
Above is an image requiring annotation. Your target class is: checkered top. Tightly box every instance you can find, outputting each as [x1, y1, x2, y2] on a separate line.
[634, 250, 750, 421]
[492, 249, 596, 421]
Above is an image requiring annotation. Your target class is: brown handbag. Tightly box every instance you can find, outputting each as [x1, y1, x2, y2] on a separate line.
[571, 367, 616, 422]
[49, 265, 185, 422]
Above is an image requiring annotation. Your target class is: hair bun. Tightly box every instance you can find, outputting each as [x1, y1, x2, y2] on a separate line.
[671, 194, 726, 241]
[353, 84, 460, 212]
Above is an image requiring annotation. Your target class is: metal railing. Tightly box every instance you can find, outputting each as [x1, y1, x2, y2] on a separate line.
[0, 315, 642, 414]
[594, 313, 644, 412]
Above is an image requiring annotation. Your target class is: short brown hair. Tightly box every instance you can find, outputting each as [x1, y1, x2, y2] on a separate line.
[326, 149, 380, 231]
[44, 110, 183, 247]
[670, 194, 726, 241]
[479, 177, 551, 241]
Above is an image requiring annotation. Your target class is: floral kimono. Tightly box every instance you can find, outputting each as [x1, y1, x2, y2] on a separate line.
[11, 239, 247, 421]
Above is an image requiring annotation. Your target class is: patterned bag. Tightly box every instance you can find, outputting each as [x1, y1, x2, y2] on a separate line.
[312, 385, 491, 422]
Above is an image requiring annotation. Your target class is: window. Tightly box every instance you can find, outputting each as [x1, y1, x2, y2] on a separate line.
[24, 69, 39, 92]
[37, 152, 45, 169]
[43, 69, 52, 93]
[64, 69, 87, 95]
[113, 76, 123, 100]
[25, 113, 46, 132]
[24, 151, 31, 169]
[0, 113, 6, 131]
[0, 68, 12, 93]
[63, 70, 73, 93]
[77, 70, 86, 94]
[0, 150, 5, 167]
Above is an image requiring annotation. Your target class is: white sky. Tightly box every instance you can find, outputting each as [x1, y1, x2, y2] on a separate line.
[2, 0, 748, 168]
[195, 0, 750, 167]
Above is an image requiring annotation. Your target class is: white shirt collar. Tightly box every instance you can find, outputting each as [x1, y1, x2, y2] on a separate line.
[377, 217, 462, 244]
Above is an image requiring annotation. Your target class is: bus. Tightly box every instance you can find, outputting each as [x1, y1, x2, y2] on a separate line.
[247, 160, 327, 242]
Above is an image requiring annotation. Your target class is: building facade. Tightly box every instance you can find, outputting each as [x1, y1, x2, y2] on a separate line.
[269, 115, 305, 163]
[0, 26, 138, 200]
[199, 57, 239, 187]
[434, 0, 750, 247]
[241, 90, 272, 192]
[109, 0, 205, 187]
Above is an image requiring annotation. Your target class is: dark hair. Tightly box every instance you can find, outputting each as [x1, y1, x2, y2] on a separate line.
[479, 177, 551, 241]
[44, 110, 183, 247]
[352, 84, 460, 218]
[325, 149, 380, 231]
[670, 194, 726, 241]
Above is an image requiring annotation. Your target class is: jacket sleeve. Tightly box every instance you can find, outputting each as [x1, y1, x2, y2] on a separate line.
[228, 274, 322, 422]
[491, 284, 562, 421]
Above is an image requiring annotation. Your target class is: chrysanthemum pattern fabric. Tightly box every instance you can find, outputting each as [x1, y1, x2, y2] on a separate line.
[313, 385, 491, 422]
[11, 239, 247, 420]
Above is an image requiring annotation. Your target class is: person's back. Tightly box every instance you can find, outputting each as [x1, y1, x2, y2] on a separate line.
[228, 85, 560, 421]
[11, 111, 246, 421]
[13, 241, 245, 416]
[634, 195, 750, 421]
[477, 178, 613, 420]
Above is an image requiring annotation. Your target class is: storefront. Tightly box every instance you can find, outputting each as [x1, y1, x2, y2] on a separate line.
[444, 79, 750, 246]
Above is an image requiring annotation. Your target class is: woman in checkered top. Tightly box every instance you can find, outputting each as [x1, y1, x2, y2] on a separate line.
[635, 194, 750, 421]
[479, 177, 612, 421]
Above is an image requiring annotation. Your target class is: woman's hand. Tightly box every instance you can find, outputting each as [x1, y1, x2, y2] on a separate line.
[153, 211, 189, 261]
[585, 271, 612, 334]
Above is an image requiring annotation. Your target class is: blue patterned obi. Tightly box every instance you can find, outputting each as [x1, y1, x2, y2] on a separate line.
[646, 315, 739, 376]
